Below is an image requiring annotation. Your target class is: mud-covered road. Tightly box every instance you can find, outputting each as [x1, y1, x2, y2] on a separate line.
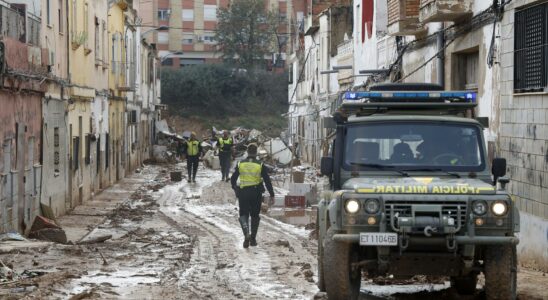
[2, 164, 547, 299]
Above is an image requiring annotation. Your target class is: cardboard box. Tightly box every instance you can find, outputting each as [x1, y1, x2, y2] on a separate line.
[284, 195, 306, 208]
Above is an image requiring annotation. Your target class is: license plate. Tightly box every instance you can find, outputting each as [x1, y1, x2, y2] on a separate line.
[360, 232, 398, 246]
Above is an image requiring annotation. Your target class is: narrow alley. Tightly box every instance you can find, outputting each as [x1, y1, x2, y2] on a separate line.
[1, 163, 546, 299]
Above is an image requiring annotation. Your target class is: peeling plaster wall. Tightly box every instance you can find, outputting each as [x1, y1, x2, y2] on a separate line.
[41, 98, 68, 217]
[353, 0, 387, 88]
[0, 91, 42, 232]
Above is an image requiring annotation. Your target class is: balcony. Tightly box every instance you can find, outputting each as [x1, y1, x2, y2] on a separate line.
[336, 39, 353, 87]
[387, 0, 426, 36]
[419, 0, 472, 23]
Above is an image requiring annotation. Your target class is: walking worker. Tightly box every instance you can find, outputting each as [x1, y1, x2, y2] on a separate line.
[231, 143, 275, 248]
[184, 132, 202, 183]
[218, 130, 234, 182]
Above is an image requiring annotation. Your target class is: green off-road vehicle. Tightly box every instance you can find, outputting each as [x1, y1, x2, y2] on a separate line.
[317, 83, 519, 300]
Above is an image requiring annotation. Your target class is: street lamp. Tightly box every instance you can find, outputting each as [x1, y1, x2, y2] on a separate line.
[141, 25, 169, 39]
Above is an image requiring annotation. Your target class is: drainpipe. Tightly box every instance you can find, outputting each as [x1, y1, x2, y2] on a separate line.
[437, 24, 445, 89]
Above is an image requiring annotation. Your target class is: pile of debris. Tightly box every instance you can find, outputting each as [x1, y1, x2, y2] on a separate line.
[202, 127, 294, 169]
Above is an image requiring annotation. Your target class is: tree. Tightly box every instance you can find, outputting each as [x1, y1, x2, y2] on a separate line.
[215, 0, 278, 69]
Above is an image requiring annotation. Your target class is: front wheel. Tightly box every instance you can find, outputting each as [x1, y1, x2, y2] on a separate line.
[323, 228, 361, 300]
[484, 244, 517, 300]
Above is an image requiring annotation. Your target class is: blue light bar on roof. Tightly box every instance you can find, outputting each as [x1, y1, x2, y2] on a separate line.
[343, 91, 477, 103]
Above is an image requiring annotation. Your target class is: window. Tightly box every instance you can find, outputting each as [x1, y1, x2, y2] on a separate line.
[102, 21, 107, 65]
[85, 134, 91, 165]
[84, 2, 89, 48]
[515, 3, 548, 92]
[203, 35, 215, 44]
[182, 38, 193, 45]
[71, 0, 76, 34]
[182, 9, 194, 21]
[53, 127, 60, 173]
[47, 0, 51, 25]
[343, 122, 485, 172]
[158, 9, 170, 20]
[279, 12, 287, 22]
[453, 50, 479, 90]
[204, 5, 217, 21]
[73, 137, 79, 170]
[180, 58, 205, 67]
[158, 32, 169, 44]
[95, 17, 100, 61]
[162, 58, 173, 66]
[288, 66, 294, 84]
[58, 0, 63, 33]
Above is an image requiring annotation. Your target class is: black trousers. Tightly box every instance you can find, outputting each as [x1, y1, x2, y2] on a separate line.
[186, 155, 199, 179]
[219, 151, 232, 178]
[237, 186, 262, 219]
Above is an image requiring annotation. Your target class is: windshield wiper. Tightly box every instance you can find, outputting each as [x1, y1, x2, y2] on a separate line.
[349, 163, 409, 177]
[400, 168, 461, 178]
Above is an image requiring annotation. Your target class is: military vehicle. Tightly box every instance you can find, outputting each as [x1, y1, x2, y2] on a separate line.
[317, 83, 519, 300]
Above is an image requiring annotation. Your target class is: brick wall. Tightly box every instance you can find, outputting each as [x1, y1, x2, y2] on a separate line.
[387, 0, 420, 25]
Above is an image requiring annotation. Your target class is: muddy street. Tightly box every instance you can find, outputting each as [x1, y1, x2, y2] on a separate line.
[1, 164, 547, 300]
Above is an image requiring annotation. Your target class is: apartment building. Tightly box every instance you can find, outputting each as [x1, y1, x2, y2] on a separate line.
[140, 0, 294, 69]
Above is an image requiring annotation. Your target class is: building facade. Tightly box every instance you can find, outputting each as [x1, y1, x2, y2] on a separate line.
[0, 0, 161, 234]
[0, 1, 45, 233]
[142, 0, 291, 69]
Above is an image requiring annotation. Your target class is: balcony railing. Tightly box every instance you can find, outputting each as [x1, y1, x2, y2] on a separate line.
[419, 0, 473, 23]
[0, 5, 40, 46]
[111, 61, 136, 91]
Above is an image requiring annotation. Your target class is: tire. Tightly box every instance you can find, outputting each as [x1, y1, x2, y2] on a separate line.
[451, 273, 477, 295]
[317, 220, 326, 291]
[323, 228, 361, 300]
[484, 244, 517, 300]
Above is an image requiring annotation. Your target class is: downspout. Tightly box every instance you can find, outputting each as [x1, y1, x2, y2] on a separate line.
[437, 23, 445, 88]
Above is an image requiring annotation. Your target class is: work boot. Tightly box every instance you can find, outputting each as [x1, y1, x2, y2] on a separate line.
[250, 217, 260, 247]
[239, 216, 250, 248]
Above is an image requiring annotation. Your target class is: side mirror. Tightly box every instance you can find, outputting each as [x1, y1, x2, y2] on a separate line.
[492, 158, 507, 184]
[476, 117, 489, 128]
[320, 157, 333, 177]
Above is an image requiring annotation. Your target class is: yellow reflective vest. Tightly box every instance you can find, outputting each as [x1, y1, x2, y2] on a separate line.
[238, 161, 262, 188]
[187, 140, 200, 156]
[219, 137, 233, 151]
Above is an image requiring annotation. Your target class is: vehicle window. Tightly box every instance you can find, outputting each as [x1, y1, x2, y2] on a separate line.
[344, 122, 484, 171]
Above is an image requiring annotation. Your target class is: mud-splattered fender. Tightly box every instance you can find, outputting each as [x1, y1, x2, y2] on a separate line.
[327, 197, 341, 231]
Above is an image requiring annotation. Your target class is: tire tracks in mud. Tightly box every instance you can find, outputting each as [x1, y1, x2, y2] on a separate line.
[157, 178, 318, 299]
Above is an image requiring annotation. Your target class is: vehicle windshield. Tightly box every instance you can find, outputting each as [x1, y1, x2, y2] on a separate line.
[343, 122, 485, 172]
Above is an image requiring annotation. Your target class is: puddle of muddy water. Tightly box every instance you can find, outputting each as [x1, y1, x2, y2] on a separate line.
[70, 268, 162, 296]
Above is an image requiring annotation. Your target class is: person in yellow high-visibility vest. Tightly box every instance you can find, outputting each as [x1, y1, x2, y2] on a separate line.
[218, 130, 234, 182]
[230, 143, 274, 248]
[184, 132, 202, 183]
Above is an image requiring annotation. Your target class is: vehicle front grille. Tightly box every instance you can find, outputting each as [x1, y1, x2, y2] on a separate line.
[384, 200, 468, 230]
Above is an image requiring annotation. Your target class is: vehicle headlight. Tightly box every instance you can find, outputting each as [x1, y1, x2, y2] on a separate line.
[472, 201, 487, 216]
[492, 201, 508, 216]
[364, 199, 380, 214]
[345, 199, 360, 214]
